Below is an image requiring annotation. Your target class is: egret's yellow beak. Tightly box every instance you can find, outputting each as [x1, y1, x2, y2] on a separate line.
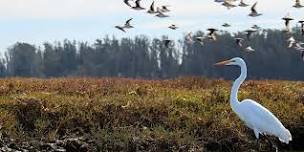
[214, 59, 232, 66]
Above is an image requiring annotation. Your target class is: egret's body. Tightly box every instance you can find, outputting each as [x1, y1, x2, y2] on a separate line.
[215, 58, 292, 145]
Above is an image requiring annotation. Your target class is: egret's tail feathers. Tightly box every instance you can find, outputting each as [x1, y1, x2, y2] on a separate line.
[279, 129, 292, 144]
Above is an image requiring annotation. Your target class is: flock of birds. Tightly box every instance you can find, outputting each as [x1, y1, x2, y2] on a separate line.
[115, 0, 304, 61]
[113, 1, 300, 151]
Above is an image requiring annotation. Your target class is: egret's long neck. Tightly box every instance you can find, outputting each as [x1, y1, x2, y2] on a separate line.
[230, 63, 247, 111]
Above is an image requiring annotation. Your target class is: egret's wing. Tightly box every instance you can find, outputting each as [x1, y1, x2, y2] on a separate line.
[238, 99, 291, 143]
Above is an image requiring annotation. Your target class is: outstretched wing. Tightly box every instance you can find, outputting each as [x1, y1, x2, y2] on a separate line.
[124, 0, 132, 7]
[115, 26, 126, 32]
[251, 2, 257, 13]
[150, 1, 155, 11]
[208, 28, 217, 35]
[135, 0, 141, 7]
[125, 18, 133, 25]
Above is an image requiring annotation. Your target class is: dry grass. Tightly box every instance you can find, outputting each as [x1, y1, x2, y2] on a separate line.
[0, 77, 302, 151]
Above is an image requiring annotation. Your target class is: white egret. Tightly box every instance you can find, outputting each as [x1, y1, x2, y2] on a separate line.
[215, 57, 292, 150]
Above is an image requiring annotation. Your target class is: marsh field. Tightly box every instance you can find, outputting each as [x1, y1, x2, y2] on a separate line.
[0, 77, 302, 152]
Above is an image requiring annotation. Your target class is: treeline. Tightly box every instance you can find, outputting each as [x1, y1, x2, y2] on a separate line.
[1, 29, 304, 80]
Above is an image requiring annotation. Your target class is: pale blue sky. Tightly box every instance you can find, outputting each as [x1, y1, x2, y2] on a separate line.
[0, 0, 303, 53]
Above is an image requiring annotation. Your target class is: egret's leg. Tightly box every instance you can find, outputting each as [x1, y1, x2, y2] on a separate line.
[256, 138, 261, 152]
[264, 136, 278, 152]
[253, 129, 261, 151]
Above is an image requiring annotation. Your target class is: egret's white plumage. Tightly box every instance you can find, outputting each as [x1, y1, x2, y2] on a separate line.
[215, 57, 292, 144]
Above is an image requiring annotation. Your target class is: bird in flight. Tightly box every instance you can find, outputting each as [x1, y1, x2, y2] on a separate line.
[159, 5, 170, 13]
[251, 24, 261, 30]
[287, 36, 296, 48]
[243, 46, 255, 52]
[115, 18, 134, 32]
[222, 23, 231, 27]
[215, 57, 292, 152]
[207, 28, 218, 41]
[168, 24, 178, 30]
[124, 18, 134, 29]
[245, 29, 257, 40]
[147, 1, 157, 14]
[132, 0, 145, 10]
[124, 0, 133, 7]
[249, 2, 262, 17]
[222, 0, 237, 9]
[185, 32, 194, 44]
[282, 13, 294, 33]
[235, 38, 244, 47]
[294, 42, 304, 50]
[287, 39, 304, 61]
[293, 0, 304, 8]
[156, 9, 169, 18]
[239, 0, 250, 7]
[115, 25, 126, 33]
[297, 47, 304, 61]
[195, 36, 205, 46]
[163, 39, 173, 48]
[298, 20, 304, 35]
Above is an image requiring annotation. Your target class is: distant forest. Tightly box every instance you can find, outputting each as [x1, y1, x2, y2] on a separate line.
[1, 28, 304, 80]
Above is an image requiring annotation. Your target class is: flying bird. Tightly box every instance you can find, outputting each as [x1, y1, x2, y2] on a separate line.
[299, 20, 304, 35]
[251, 24, 261, 30]
[222, 0, 237, 9]
[293, 0, 304, 8]
[291, 42, 304, 61]
[294, 42, 304, 50]
[159, 5, 170, 12]
[215, 57, 292, 151]
[239, 0, 250, 7]
[124, 0, 133, 7]
[297, 48, 304, 61]
[115, 26, 126, 33]
[207, 28, 218, 41]
[287, 36, 296, 48]
[168, 24, 178, 30]
[185, 32, 194, 44]
[147, 1, 157, 14]
[124, 18, 134, 29]
[132, 0, 145, 10]
[222, 23, 231, 27]
[235, 38, 244, 47]
[243, 46, 255, 52]
[156, 10, 169, 18]
[249, 2, 262, 17]
[282, 14, 294, 33]
[245, 29, 257, 40]
[163, 39, 173, 48]
[195, 36, 205, 46]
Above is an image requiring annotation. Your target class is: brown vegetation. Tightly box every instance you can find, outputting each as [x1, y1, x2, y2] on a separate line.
[0, 77, 302, 151]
